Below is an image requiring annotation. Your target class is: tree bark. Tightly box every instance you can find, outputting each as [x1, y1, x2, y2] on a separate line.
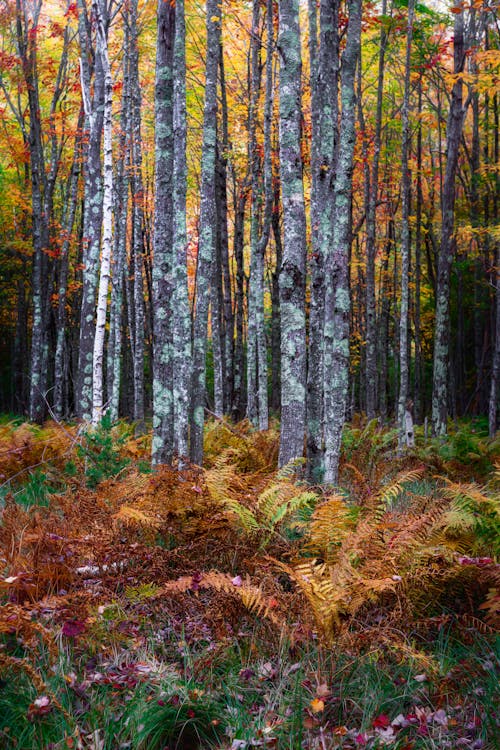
[278, 0, 307, 467]
[91, 0, 113, 425]
[397, 0, 415, 450]
[431, 8, 467, 436]
[76, 0, 105, 420]
[306, 0, 339, 481]
[171, 0, 191, 459]
[152, 0, 175, 463]
[190, 0, 221, 464]
[322, 0, 362, 484]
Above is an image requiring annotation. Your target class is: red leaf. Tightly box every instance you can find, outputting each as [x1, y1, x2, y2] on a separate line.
[62, 620, 86, 638]
[373, 714, 391, 729]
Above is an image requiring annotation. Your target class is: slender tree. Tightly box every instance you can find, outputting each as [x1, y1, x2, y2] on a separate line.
[190, 0, 221, 464]
[397, 0, 415, 450]
[91, 0, 113, 425]
[277, 0, 307, 467]
[171, 0, 191, 459]
[76, 0, 105, 420]
[152, 0, 175, 463]
[322, 0, 362, 484]
[306, 0, 339, 480]
[431, 7, 467, 436]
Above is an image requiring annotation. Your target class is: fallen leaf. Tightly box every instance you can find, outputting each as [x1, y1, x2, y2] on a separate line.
[310, 698, 325, 713]
[373, 713, 391, 729]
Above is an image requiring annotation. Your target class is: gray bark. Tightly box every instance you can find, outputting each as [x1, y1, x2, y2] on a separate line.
[322, 0, 362, 484]
[190, 0, 221, 464]
[364, 0, 388, 420]
[152, 0, 175, 463]
[54, 110, 84, 418]
[76, 0, 105, 420]
[129, 0, 145, 429]
[247, 0, 271, 431]
[306, 0, 339, 481]
[171, 0, 191, 459]
[107, 22, 130, 423]
[277, 0, 307, 467]
[431, 9, 467, 436]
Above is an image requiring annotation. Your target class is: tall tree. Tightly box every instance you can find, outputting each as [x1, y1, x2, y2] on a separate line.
[322, 0, 362, 484]
[171, 0, 191, 460]
[129, 0, 145, 429]
[190, 0, 221, 464]
[91, 0, 113, 425]
[431, 7, 467, 436]
[306, 0, 339, 481]
[277, 0, 307, 467]
[364, 0, 389, 420]
[76, 0, 105, 420]
[107, 19, 131, 423]
[152, 0, 175, 463]
[397, 0, 415, 450]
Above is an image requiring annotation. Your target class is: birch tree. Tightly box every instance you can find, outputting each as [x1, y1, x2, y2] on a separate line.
[397, 0, 415, 450]
[91, 0, 113, 425]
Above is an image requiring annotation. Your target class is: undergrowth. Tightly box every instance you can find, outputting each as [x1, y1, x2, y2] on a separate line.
[0, 416, 498, 748]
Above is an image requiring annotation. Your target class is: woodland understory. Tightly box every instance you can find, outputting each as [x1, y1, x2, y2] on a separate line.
[0, 417, 498, 749]
[0, 0, 500, 746]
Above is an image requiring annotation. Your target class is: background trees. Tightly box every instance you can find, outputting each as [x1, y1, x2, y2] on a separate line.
[0, 0, 498, 478]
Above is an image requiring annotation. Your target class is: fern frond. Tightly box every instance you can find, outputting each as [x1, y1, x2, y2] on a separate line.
[375, 468, 425, 510]
[113, 506, 160, 529]
[161, 572, 284, 630]
[222, 499, 260, 534]
[306, 494, 354, 558]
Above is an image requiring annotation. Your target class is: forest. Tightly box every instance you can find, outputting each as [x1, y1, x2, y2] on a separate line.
[0, 0, 499, 747]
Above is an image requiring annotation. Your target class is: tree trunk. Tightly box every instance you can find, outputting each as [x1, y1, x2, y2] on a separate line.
[130, 0, 145, 429]
[107, 25, 130, 423]
[171, 0, 191, 460]
[152, 0, 175, 463]
[91, 0, 113, 425]
[306, 0, 339, 481]
[278, 0, 307, 467]
[54, 110, 83, 419]
[397, 0, 415, 450]
[190, 1, 221, 464]
[431, 8, 467, 436]
[364, 0, 388, 420]
[76, 0, 105, 420]
[322, 0, 362, 484]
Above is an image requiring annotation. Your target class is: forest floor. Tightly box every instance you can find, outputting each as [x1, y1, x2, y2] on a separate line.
[0, 416, 498, 750]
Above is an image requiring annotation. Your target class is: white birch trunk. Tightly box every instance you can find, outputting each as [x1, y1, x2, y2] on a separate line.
[92, 0, 113, 425]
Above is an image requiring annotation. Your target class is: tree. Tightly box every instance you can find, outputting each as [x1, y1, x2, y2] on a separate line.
[76, 0, 105, 420]
[397, 0, 415, 450]
[277, 0, 307, 467]
[322, 0, 362, 484]
[151, 0, 175, 463]
[431, 7, 467, 436]
[190, 0, 221, 465]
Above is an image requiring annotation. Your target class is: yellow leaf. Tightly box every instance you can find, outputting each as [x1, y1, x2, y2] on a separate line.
[210, 15, 220, 22]
[310, 698, 325, 713]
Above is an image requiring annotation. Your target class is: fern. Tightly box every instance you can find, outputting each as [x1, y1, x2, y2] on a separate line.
[160, 572, 285, 631]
